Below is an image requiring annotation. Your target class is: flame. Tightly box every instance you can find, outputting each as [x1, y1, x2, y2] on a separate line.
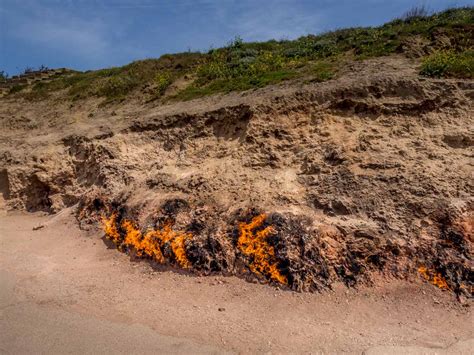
[121, 220, 165, 263]
[171, 234, 192, 268]
[101, 213, 192, 268]
[100, 211, 285, 279]
[418, 266, 450, 290]
[237, 214, 287, 285]
[101, 213, 121, 243]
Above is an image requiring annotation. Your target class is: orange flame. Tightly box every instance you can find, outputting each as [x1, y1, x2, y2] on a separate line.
[237, 214, 287, 285]
[101, 213, 121, 244]
[418, 266, 450, 290]
[171, 234, 192, 269]
[101, 213, 192, 268]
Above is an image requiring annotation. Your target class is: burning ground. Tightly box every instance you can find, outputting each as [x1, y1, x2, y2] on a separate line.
[77, 193, 473, 296]
[1, 56, 473, 298]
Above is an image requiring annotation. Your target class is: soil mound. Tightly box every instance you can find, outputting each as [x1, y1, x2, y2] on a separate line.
[1, 56, 472, 296]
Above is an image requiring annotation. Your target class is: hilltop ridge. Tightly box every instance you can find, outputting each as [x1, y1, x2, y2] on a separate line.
[1, 7, 472, 104]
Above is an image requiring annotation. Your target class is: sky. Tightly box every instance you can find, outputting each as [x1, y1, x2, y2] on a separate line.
[0, 0, 472, 75]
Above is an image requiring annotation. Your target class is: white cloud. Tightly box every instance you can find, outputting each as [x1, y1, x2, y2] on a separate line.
[187, 0, 324, 41]
[2, 0, 148, 67]
[15, 18, 109, 60]
[231, 2, 323, 41]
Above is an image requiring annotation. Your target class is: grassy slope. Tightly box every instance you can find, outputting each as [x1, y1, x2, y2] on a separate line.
[11, 7, 474, 103]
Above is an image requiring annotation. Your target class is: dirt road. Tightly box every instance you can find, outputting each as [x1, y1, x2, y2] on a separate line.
[0, 210, 472, 353]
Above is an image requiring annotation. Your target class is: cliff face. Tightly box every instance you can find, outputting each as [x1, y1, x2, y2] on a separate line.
[1, 56, 472, 295]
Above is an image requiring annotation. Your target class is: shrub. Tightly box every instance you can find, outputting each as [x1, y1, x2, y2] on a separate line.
[23, 67, 35, 74]
[420, 50, 473, 78]
[227, 36, 244, 50]
[402, 5, 430, 22]
[0, 70, 7, 82]
[155, 72, 172, 95]
[9, 84, 26, 94]
[96, 75, 138, 99]
[196, 48, 287, 85]
[311, 61, 335, 82]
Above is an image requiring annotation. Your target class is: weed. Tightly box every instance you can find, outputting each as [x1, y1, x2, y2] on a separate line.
[420, 50, 473, 78]
[9, 85, 26, 94]
[310, 61, 336, 82]
[402, 5, 431, 22]
[155, 72, 172, 95]
[0, 70, 8, 82]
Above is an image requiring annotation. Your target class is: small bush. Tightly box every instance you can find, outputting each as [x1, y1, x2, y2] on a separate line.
[420, 50, 473, 78]
[403, 5, 430, 22]
[22, 85, 51, 100]
[96, 75, 138, 99]
[155, 72, 172, 95]
[311, 61, 335, 82]
[22, 67, 34, 74]
[9, 84, 26, 94]
[0, 70, 8, 82]
[173, 69, 297, 101]
[196, 48, 287, 85]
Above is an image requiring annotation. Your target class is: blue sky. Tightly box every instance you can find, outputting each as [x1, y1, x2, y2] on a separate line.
[0, 0, 471, 75]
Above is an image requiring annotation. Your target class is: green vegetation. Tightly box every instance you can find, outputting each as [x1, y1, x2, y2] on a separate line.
[23, 53, 204, 102]
[155, 72, 172, 95]
[11, 7, 474, 103]
[0, 70, 8, 82]
[420, 50, 473, 78]
[9, 85, 26, 94]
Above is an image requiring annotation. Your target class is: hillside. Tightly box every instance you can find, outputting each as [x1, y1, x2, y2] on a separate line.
[0, 8, 473, 299]
[1, 7, 473, 103]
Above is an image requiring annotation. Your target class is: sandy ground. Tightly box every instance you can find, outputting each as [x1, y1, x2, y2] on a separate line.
[0, 210, 472, 354]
